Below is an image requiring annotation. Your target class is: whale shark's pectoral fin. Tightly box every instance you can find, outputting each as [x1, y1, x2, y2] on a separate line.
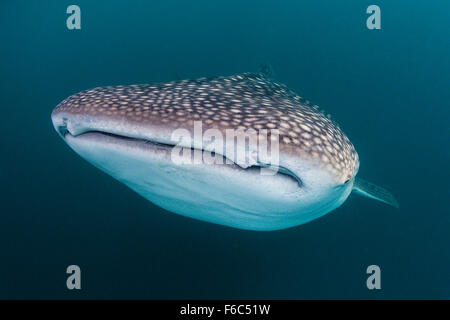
[352, 177, 399, 208]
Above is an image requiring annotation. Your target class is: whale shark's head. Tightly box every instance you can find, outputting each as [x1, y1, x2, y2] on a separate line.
[51, 73, 360, 230]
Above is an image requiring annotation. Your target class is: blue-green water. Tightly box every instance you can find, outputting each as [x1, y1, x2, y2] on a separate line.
[1, 0, 449, 299]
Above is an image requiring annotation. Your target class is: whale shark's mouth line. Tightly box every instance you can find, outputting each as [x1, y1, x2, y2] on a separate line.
[57, 123, 175, 149]
[77, 130, 175, 148]
[57, 124, 304, 187]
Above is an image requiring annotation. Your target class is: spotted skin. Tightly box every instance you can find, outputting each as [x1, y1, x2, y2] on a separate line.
[53, 73, 359, 183]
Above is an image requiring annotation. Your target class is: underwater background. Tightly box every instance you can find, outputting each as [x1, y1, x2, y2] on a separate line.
[0, 0, 449, 299]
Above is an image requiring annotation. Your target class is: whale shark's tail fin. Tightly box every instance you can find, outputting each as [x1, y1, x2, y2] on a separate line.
[352, 177, 399, 208]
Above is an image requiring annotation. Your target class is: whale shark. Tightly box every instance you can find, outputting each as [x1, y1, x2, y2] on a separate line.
[51, 73, 398, 231]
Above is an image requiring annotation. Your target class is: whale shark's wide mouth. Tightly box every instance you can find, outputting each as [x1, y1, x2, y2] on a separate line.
[65, 129, 176, 149]
[56, 122, 305, 187]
